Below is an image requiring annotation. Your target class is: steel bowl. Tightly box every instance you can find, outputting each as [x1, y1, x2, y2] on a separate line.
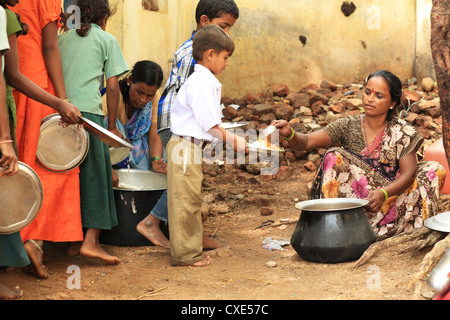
[114, 169, 167, 191]
[110, 138, 132, 165]
[0, 162, 43, 234]
[100, 169, 168, 246]
[428, 249, 450, 292]
[36, 114, 89, 172]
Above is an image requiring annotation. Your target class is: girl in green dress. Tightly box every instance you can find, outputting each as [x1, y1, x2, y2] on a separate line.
[58, 0, 129, 264]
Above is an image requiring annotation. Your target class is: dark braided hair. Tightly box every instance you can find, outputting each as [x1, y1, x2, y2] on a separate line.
[0, 1, 28, 36]
[118, 61, 164, 104]
[76, 0, 115, 37]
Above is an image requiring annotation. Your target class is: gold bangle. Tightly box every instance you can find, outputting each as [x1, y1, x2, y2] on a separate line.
[63, 99, 71, 102]
[284, 127, 295, 142]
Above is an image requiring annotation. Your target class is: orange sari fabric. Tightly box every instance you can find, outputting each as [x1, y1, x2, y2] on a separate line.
[13, 0, 83, 242]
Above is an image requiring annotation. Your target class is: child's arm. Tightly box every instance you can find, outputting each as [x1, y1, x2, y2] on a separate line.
[105, 76, 123, 139]
[0, 55, 18, 176]
[42, 21, 67, 100]
[6, 31, 81, 124]
[208, 125, 248, 154]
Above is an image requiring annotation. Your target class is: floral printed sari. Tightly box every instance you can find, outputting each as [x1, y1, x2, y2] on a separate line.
[311, 116, 446, 240]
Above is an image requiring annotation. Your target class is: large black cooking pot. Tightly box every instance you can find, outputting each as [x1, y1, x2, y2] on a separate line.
[291, 198, 376, 263]
[100, 169, 169, 246]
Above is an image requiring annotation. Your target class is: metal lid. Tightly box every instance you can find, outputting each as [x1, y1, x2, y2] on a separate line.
[0, 162, 43, 234]
[295, 198, 369, 212]
[425, 211, 450, 233]
[36, 114, 89, 172]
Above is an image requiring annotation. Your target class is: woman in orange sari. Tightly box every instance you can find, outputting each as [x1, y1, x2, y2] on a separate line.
[12, 0, 83, 279]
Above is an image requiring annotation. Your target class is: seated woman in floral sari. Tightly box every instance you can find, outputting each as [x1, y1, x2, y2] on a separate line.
[273, 70, 445, 240]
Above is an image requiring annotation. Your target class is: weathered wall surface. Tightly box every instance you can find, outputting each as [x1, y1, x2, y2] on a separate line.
[65, 0, 435, 98]
[415, 0, 435, 82]
[220, 0, 420, 96]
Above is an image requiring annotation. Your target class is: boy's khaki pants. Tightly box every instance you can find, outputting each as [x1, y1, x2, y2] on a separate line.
[166, 135, 204, 265]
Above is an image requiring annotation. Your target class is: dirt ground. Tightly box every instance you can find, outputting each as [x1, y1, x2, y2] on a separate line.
[0, 161, 444, 301]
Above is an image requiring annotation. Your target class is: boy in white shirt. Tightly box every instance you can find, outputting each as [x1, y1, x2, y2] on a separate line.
[167, 25, 247, 267]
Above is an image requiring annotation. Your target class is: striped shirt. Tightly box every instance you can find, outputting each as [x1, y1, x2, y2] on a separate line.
[157, 31, 196, 132]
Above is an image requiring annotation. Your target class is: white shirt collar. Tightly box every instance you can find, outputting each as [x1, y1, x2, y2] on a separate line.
[194, 64, 222, 87]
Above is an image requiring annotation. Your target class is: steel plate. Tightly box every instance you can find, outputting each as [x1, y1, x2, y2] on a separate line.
[247, 143, 284, 153]
[110, 146, 132, 165]
[220, 122, 249, 130]
[425, 212, 450, 233]
[36, 114, 89, 172]
[0, 162, 43, 234]
[80, 116, 133, 149]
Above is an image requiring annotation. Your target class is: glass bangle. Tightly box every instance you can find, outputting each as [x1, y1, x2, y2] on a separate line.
[284, 127, 295, 142]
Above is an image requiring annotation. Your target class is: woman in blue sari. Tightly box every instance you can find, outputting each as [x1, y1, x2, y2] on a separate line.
[115, 97, 158, 170]
[104, 60, 169, 247]
[112, 61, 165, 172]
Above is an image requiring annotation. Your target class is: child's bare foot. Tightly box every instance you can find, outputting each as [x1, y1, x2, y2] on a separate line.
[80, 242, 121, 265]
[136, 215, 170, 248]
[66, 242, 82, 256]
[0, 283, 22, 300]
[0, 267, 13, 273]
[24, 240, 49, 279]
[80, 228, 121, 265]
[203, 235, 226, 249]
[178, 255, 212, 267]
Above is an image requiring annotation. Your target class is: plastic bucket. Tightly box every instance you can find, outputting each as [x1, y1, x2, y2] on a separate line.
[424, 138, 450, 194]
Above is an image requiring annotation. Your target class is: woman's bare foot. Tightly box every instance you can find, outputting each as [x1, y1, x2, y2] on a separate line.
[66, 242, 82, 256]
[136, 215, 170, 248]
[24, 240, 49, 279]
[0, 283, 22, 300]
[80, 228, 121, 265]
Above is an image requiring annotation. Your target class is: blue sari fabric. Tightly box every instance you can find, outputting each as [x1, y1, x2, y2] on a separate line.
[108, 102, 153, 170]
